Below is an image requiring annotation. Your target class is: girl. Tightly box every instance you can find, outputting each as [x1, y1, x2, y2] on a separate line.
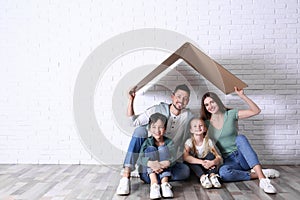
[183, 117, 222, 188]
[201, 87, 279, 194]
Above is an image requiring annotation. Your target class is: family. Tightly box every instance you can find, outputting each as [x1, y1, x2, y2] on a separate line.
[116, 84, 280, 199]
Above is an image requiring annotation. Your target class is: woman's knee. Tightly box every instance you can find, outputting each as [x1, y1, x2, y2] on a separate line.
[236, 134, 247, 143]
[236, 134, 249, 147]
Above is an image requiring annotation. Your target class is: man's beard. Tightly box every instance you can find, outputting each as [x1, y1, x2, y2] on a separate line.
[172, 103, 183, 111]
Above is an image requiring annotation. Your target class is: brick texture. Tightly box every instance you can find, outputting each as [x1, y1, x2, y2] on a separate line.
[0, 0, 299, 165]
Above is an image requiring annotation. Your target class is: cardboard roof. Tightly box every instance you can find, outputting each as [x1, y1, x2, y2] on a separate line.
[134, 42, 247, 94]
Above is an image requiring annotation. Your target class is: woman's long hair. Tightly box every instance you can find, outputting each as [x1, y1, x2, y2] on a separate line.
[200, 92, 230, 120]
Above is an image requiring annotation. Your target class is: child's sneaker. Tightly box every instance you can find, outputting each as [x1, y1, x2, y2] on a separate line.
[200, 174, 212, 189]
[161, 182, 173, 198]
[210, 174, 221, 188]
[259, 178, 277, 194]
[150, 183, 161, 199]
[116, 177, 130, 195]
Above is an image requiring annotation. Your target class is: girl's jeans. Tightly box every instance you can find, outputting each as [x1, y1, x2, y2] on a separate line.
[187, 152, 218, 178]
[123, 126, 190, 182]
[219, 135, 260, 182]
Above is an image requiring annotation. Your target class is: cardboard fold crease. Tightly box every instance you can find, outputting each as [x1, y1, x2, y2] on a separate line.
[134, 42, 247, 94]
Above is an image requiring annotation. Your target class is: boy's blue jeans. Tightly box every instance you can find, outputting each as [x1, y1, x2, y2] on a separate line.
[219, 135, 260, 182]
[139, 145, 171, 183]
[123, 126, 190, 182]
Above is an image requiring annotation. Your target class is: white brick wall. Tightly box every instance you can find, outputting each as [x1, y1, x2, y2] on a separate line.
[0, 0, 299, 165]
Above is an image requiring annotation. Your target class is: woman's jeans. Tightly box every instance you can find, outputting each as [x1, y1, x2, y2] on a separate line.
[123, 126, 190, 182]
[187, 152, 218, 178]
[219, 135, 260, 182]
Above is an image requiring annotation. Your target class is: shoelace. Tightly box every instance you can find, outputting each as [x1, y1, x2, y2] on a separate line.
[261, 179, 273, 187]
[201, 174, 210, 184]
[265, 180, 273, 188]
[163, 182, 172, 189]
[211, 174, 220, 180]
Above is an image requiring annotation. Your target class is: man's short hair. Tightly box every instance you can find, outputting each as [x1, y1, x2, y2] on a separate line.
[173, 84, 190, 96]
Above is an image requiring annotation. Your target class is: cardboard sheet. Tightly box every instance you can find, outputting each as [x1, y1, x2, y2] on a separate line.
[134, 42, 247, 94]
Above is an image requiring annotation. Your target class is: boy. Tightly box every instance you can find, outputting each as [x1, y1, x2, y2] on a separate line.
[138, 113, 176, 199]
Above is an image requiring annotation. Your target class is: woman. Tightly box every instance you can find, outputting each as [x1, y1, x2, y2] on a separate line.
[200, 87, 279, 194]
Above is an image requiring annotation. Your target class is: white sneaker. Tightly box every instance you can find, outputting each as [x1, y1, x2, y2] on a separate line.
[200, 174, 212, 189]
[116, 177, 130, 195]
[250, 168, 280, 179]
[210, 174, 221, 188]
[161, 182, 173, 198]
[259, 178, 277, 194]
[150, 183, 161, 199]
[262, 169, 280, 179]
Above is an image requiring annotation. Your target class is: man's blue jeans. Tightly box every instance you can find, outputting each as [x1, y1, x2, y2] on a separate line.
[219, 135, 260, 182]
[123, 126, 190, 182]
[123, 126, 148, 171]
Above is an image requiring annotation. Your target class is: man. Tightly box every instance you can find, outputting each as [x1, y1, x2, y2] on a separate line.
[116, 84, 194, 195]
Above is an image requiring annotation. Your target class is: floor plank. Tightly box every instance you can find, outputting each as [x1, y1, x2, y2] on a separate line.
[0, 165, 299, 200]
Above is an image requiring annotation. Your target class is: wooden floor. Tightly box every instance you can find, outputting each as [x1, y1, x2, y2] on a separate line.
[0, 165, 299, 200]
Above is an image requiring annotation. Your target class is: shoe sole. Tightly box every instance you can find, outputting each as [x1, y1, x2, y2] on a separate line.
[117, 193, 130, 196]
[263, 190, 277, 194]
[116, 191, 130, 196]
[162, 194, 174, 198]
[150, 196, 161, 199]
[116, 187, 130, 195]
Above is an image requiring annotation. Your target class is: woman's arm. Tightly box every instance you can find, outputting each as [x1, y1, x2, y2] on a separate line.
[235, 87, 261, 119]
[201, 147, 222, 169]
[210, 147, 222, 166]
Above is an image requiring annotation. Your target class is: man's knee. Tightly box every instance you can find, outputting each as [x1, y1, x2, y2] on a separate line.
[132, 126, 148, 138]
